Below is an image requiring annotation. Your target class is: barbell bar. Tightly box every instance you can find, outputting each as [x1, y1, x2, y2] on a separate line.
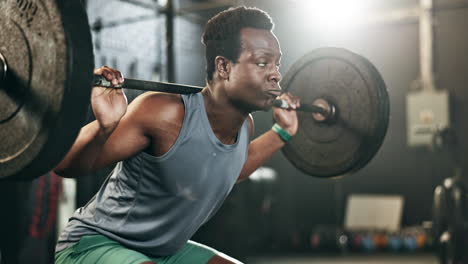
[0, 54, 336, 121]
[91, 74, 335, 120]
[0, 56, 335, 120]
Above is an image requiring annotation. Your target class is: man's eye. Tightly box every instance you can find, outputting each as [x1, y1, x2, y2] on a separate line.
[257, 63, 267, 67]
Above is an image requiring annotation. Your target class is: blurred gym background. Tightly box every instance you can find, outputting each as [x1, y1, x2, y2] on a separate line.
[1, 0, 468, 263]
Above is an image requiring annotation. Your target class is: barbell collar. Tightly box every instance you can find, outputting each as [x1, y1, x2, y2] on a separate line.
[0, 52, 6, 82]
[311, 98, 336, 123]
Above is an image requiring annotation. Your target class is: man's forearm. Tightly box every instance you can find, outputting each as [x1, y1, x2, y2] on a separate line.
[54, 121, 112, 178]
[237, 129, 286, 182]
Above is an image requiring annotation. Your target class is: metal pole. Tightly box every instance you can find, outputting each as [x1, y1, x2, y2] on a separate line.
[420, 0, 436, 91]
[166, 0, 175, 82]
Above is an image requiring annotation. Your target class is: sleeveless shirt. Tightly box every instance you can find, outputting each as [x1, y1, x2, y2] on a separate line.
[55, 93, 250, 257]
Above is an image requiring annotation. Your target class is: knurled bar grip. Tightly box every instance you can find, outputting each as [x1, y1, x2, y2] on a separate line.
[92, 74, 203, 94]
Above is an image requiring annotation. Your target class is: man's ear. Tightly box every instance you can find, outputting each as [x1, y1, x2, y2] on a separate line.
[214, 56, 231, 80]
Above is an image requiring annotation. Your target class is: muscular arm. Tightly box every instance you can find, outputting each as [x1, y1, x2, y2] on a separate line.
[54, 92, 184, 178]
[237, 93, 299, 182]
[237, 125, 285, 182]
[54, 95, 151, 178]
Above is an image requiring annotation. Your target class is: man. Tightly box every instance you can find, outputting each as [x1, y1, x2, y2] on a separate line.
[54, 6, 300, 264]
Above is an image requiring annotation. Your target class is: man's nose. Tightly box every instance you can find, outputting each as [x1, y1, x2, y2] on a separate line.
[269, 68, 282, 83]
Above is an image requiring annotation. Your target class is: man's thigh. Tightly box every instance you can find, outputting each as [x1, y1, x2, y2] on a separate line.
[55, 235, 152, 264]
[55, 236, 242, 264]
[154, 241, 242, 264]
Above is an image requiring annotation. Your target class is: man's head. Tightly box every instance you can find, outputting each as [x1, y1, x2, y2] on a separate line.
[202, 6, 274, 82]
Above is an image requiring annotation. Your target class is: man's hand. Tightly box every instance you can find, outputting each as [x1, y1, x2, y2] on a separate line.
[272, 92, 300, 136]
[92, 66, 127, 133]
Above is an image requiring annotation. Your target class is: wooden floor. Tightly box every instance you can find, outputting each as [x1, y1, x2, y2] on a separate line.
[246, 253, 438, 264]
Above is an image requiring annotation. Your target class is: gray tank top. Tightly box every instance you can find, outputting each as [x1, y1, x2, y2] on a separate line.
[56, 93, 250, 257]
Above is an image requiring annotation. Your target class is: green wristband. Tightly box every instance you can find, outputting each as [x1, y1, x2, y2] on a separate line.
[272, 123, 292, 142]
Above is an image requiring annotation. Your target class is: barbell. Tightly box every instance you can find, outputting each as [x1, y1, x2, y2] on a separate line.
[0, 0, 390, 180]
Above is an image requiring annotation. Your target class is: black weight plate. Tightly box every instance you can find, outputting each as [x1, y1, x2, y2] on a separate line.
[0, 0, 94, 180]
[281, 47, 389, 178]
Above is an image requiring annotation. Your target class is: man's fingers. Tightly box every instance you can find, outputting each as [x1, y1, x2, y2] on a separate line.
[277, 92, 301, 110]
[94, 66, 125, 85]
[93, 67, 103, 75]
[291, 94, 300, 108]
[118, 71, 124, 82]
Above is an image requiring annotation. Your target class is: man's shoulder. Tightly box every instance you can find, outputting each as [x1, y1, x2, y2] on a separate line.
[131, 92, 185, 128]
[135, 92, 184, 113]
[138, 91, 183, 105]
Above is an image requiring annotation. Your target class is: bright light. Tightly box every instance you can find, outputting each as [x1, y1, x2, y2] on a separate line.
[249, 167, 278, 183]
[297, 0, 368, 31]
[158, 0, 168, 8]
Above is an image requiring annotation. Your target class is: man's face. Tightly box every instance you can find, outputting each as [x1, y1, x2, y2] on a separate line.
[225, 27, 282, 112]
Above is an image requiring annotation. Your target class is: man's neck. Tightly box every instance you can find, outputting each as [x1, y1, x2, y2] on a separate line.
[201, 82, 248, 145]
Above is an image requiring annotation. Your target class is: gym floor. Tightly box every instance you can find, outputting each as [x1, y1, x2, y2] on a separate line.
[246, 254, 438, 264]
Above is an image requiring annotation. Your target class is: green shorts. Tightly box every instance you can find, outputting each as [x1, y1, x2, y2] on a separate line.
[55, 234, 218, 264]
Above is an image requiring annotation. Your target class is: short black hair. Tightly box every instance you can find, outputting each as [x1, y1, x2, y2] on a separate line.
[201, 6, 274, 81]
